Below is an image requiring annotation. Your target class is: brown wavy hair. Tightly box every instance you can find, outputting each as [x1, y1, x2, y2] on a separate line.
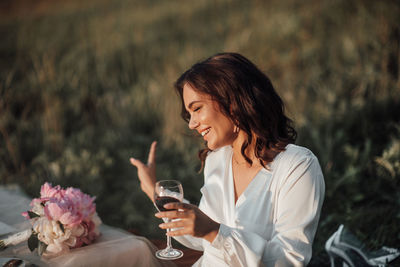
[175, 52, 297, 169]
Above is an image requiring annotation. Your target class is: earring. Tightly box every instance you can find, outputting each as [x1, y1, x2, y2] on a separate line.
[234, 125, 239, 133]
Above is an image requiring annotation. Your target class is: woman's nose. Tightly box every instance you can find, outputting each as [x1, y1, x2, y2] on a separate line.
[188, 115, 199, 129]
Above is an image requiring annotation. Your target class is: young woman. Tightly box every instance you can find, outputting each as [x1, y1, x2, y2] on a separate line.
[130, 53, 325, 266]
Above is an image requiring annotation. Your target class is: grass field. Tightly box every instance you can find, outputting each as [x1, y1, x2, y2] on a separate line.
[1, 0, 399, 265]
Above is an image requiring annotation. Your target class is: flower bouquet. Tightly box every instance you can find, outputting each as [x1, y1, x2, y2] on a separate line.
[0, 183, 101, 256]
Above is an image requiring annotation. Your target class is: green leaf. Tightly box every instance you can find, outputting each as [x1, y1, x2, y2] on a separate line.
[27, 211, 40, 219]
[38, 241, 47, 256]
[28, 233, 38, 252]
[58, 222, 65, 233]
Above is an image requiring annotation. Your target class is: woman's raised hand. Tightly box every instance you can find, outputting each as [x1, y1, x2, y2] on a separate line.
[130, 141, 157, 201]
[155, 202, 220, 243]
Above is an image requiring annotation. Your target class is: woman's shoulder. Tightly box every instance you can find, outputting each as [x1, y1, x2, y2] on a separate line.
[280, 144, 316, 161]
[203, 145, 231, 175]
[273, 144, 320, 171]
[272, 144, 324, 188]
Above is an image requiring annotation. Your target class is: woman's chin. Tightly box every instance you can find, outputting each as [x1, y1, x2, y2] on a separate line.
[206, 142, 222, 151]
[206, 142, 215, 150]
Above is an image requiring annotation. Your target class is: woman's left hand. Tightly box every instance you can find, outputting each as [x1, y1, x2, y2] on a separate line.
[155, 202, 220, 243]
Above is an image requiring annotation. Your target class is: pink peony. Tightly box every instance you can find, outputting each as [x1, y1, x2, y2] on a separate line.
[59, 211, 82, 227]
[43, 202, 70, 222]
[21, 182, 101, 256]
[29, 183, 63, 208]
[64, 187, 96, 218]
[40, 182, 63, 200]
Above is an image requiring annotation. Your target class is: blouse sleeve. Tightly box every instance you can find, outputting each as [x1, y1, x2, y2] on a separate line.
[172, 232, 205, 251]
[210, 154, 325, 266]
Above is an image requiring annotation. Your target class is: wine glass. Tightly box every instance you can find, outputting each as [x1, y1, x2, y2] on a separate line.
[154, 180, 184, 260]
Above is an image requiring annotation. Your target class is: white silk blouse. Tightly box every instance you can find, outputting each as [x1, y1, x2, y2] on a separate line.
[174, 144, 325, 267]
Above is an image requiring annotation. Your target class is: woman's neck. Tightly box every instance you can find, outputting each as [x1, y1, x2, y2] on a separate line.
[231, 131, 259, 166]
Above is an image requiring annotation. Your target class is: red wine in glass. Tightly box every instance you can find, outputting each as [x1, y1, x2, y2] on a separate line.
[155, 196, 180, 211]
[153, 180, 184, 260]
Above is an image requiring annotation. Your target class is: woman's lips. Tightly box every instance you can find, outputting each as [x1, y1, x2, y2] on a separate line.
[201, 128, 211, 137]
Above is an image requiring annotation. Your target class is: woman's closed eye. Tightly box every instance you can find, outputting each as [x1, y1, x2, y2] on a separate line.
[193, 106, 202, 112]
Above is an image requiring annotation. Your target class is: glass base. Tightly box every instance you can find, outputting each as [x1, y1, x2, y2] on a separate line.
[155, 247, 183, 260]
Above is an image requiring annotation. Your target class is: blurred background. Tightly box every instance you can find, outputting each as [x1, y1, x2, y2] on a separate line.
[0, 0, 399, 265]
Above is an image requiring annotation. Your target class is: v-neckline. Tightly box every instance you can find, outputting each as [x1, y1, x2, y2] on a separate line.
[229, 150, 264, 207]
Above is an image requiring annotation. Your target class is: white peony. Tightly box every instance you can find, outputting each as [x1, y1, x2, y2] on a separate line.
[71, 224, 85, 237]
[91, 213, 102, 235]
[32, 217, 77, 255]
[31, 202, 45, 217]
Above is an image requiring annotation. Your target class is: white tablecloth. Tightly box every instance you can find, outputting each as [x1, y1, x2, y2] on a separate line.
[0, 185, 175, 267]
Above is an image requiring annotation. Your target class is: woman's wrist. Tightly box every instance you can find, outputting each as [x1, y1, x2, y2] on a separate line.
[144, 185, 155, 201]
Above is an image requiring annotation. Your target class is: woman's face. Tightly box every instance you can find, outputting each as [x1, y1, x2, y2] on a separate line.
[183, 83, 237, 150]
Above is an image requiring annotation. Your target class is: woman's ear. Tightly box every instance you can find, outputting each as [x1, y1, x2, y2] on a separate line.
[229, 105, 240, 132]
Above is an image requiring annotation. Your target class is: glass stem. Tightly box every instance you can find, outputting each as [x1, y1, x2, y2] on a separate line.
[166, 219, 172, 250]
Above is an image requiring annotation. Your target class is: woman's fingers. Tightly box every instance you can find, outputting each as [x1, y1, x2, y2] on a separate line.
[155, 203, 220, 241]
[159, 219, 187, 229]
[155, 209, 191, 220]
[163, 202, 192, 210]
[167, 228, 190, 237]
[129, 141, 158, 201]
[155, 203, 195, 219]
[147, 141, 157, 166]
[129, 157, 145, 168]
[130, 141, 157, 168]
[158, 219, 195, 236]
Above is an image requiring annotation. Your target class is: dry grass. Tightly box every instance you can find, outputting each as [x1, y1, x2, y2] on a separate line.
[1, 0, 399, 265]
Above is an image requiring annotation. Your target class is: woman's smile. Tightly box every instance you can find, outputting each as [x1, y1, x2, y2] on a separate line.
[200, 128, 211, 137]
[183, 83, 236, 150]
